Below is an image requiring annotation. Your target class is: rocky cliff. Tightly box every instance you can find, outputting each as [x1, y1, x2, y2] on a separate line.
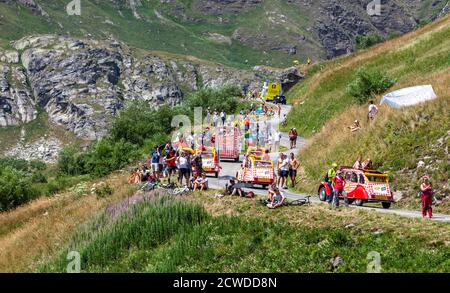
[0, 35, 301, 155]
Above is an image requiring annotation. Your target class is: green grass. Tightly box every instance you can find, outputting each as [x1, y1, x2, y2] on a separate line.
[284, 19, 450, 136]
[285, 17, 450, 212]
[40, 195, 450, 272]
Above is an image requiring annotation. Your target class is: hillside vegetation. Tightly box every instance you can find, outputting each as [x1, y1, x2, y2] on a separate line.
[39, 193, 450, 272]
[0, 0, 447, 68]
[285, 16, 450, 212]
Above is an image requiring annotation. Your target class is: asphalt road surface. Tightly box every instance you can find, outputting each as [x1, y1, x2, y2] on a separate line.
[207, 104, 450, 223]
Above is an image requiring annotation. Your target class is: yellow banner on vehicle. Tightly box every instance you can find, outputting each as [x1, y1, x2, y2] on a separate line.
[263, 83, 281, 101]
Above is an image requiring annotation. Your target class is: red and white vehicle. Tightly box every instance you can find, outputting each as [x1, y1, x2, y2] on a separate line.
[216, 126, 241, 162]
[237, 156, 275, 189]
[318, 167, 394, 209]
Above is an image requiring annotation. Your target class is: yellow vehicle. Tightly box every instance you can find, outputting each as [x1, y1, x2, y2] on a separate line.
[237, 156, 275, 188]
[262, 83, 281, 102]
[246, 146, 267, 160]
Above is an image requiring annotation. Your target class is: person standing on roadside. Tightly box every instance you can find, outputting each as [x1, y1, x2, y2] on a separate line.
[166, 149, 177, 184]
[279, 153, 290, 189]
[277, 104, 282, 119]
[326, 163, 338, 204]
[289, 153, 299, 187]
[288, 128, 295, 149]
[332, 170, 347, 208]
[151, 147, 160, 179]
[420, 175, 433, 218]
[176, 152, 190, 186]
[292, 128, 298, 148]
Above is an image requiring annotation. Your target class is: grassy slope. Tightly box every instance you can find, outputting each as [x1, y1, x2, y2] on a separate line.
[0, 0, 299, 68]
[284, 16, 450, 211]
[41, 193, 450, 273]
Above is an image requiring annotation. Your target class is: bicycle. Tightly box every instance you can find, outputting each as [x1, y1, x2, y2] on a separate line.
[169, 186, 192, 196]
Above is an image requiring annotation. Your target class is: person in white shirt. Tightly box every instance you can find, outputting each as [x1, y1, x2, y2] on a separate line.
[367, 100, 378, 121]
[279, 153, 290, 189]
[273, 130, 281, 152]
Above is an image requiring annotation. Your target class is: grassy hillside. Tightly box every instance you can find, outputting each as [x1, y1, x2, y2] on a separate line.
[284, 16, 450, 212]
[0, 0, 447, 68]
[39, 193, 450, 272]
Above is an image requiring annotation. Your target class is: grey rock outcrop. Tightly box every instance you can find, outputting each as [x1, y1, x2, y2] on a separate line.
[2, 35, 297, 143]
[4, 137, 62, 163]
[0, 65, 37, 127]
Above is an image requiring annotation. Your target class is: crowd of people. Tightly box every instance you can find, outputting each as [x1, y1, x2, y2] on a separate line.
[128, 142, 210, 191]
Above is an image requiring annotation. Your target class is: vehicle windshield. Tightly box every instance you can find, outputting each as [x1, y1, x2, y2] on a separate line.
[366, 175, 388, 183]
[255, 161, 272, 168]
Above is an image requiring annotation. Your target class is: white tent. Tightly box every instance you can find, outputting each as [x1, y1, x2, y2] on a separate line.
[380, 85, 437, 109]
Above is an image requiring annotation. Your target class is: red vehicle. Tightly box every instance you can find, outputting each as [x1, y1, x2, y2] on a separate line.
[216, 126, 241, 162]
[318, 167, 394, 209]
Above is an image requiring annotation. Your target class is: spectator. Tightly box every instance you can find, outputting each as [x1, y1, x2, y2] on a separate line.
[273, 130, 281, 152]
[262, 149, 270, 161]
[197, 173, 208, 191]
[326, 163, 338, 204]
[289, 153, 299, 187]
[151, 147, 160, 179]
[220, 111, 226, 125]
[279, 153, 290, 189]
[367, 100, 378, 121]
[177, 152, 190, 186]
[348, 120, 361, 132]
[420, 175, 433, 218]
[166, 149, 177, 184]
[292, 128, 298, 148]
[267, 186, 285, 209]
[288, 128, 295, 149]
[362, 159, 373, 170]
[332, 170, 348, 208]
[353, 155, 363, 169]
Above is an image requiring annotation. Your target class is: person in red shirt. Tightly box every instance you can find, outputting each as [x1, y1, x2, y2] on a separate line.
[332, 170, 348, 208]
[420, 175, 433, 218]
[165, 149, 177, 184]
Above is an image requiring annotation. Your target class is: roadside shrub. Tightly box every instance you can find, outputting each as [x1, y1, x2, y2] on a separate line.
[91, 182, 114, 198]
[84, 139, 140, 176]
[110, 102, 180, 146]
[0, 167, 38, 211]
[31, 172, 48, 184]
[184, 85, 243, 114]
[57, 146, 87, 176]
[70, 182, 89, 198]
[355, 34, 384, 50]
[347, 67, 396, 104]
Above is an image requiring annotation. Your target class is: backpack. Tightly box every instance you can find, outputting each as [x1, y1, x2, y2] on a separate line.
[246, 191, 255, 198]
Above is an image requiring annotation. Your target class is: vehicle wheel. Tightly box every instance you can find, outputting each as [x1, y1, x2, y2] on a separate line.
[355, 199, 364, 206]
[262, 184, 268, 189]
[234, 156, 239, 162]
[318, 186, 327, 201]
[214, 172, 219, 178]
[347, 199, 355, 205]
[382, 202, 391, 209]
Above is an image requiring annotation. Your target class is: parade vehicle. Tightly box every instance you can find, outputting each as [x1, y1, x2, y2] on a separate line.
[237, 156, 275, 188]
[216, 126, 241, 162]
[262, 82, 281, 102]
[274, 95, 287, 105]
[196, 146, 220, 178]
[317, 167, 394, 209]
[246, 146, 267, 160]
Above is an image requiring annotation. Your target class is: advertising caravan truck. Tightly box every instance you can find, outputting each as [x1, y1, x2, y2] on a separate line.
[216, 126, 241, 162]
[261, 82, 281, 102]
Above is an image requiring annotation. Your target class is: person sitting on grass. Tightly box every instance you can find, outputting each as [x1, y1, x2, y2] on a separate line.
[194, 174, 208, 191]
[227, 179, 245, 197]
[348, 120, 361, 132]
[199, 174, 209, 191]
[267, 186, 285, 209]
[189, 174, 197, 190]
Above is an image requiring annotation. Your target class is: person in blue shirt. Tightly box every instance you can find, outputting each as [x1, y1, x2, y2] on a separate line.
[151, 147, 160, 179]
